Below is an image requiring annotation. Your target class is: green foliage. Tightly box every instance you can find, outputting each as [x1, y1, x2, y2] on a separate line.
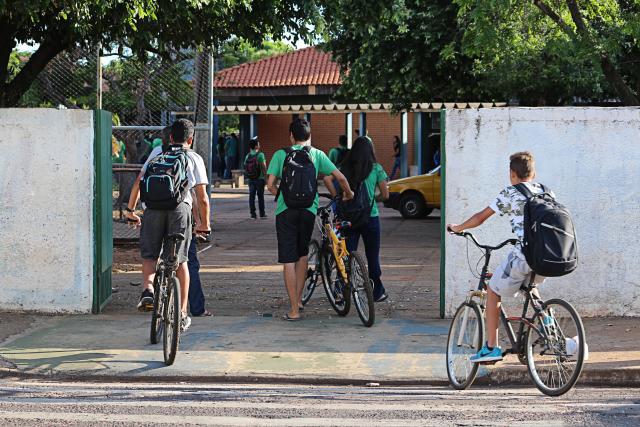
[220, 38, 293, 69]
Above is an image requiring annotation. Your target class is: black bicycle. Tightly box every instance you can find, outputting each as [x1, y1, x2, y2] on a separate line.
[446, 230, 586, 396]
[149, 233, 184, 366]
[301, 195, 375, 327]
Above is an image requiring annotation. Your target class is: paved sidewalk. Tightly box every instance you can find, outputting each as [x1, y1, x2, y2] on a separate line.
[1, 313, 638, 386]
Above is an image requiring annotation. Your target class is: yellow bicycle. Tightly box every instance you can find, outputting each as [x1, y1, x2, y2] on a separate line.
[302, 195, 375, 327]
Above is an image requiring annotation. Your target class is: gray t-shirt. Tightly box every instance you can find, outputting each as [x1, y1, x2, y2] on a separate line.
[142, 146, 208, 207]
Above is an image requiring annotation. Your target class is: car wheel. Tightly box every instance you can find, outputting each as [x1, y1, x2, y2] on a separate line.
[400, 194, 426, 219]
[422, 208, 434, 218]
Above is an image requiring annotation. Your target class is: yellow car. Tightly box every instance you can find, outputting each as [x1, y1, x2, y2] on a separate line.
[384, 166, 441, 219]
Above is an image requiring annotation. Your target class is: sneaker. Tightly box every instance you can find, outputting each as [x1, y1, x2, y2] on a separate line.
[181, 314, 192, 332]
[250, 214, 257, 220]
[137, 289, 154, 312]
[374, 292, 388, 303]
[470, 344, 503, 363]
[260, 215, 268, 220]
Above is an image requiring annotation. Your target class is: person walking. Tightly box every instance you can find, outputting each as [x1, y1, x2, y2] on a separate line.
[328, 136, 390, 302]
[224, 133, 237, 179]
[328, 135, 349, 167]
[389, 135, 401, 180]
[266, 118, 354, 321]
[244, 136, 267, 219]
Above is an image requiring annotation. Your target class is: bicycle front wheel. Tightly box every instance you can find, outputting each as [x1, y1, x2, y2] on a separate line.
[446, 301, 484, 390]
[301, 239, 320, 306]
[320, 248, 351, 316]
[349, 251, 375, 327]
[526, 298, 586, 397]
[150, 271, 164, 345]
[163, 276, 181, 366]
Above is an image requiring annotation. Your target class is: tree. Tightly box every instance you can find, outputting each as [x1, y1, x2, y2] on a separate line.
[322, 0, 481, 107]
[457, 0, 640, 105]
[0, 0, 320, 107]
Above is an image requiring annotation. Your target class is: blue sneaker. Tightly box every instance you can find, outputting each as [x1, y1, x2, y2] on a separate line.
[470, 344, 503, 363]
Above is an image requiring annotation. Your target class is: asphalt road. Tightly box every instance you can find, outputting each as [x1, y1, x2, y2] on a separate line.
[0, 379, 637, 426]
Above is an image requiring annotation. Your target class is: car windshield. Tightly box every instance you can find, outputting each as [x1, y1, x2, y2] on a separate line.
[427, 165, 441, 175]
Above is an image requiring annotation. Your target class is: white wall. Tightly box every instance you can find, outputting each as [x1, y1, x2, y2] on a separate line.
[444, 107, 640, 317]
[0, 109, 94, 312]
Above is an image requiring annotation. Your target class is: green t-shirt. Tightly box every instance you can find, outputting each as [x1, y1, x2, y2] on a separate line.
[151, 138, 163, 149]
[267, 145, 337, 216]
[224, 137, 238, 157]
[244, 150, 266, 180]
[328, 146, 348, 165]
[360, 163, 388, 217]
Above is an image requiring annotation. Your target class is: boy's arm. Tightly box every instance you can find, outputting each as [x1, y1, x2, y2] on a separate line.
[124, 171, 144, 227]
[260, 161, 267, 178]
[447, 207, 494, 233]
[330, 169, 354, 200]
[267, 174, 278, 196]
[193, 184, 211, 232]
[323, 176, 337, 198]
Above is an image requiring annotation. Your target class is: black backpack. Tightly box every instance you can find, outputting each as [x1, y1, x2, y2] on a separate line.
[336, 147, 349, 166]
[515, 183, 578, 277]
[140, 146, 190, 210]
[245, 153, 260, 179]
[336, 181, 374, 229]
[279, 147, 317, 209]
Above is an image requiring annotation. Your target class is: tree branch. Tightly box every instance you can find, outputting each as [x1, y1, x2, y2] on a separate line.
[532, 0, 575, 36]
[566, 0, 589, 36]
[1, 37, 67, 107]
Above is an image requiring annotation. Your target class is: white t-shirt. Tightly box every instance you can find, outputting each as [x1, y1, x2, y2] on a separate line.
[142, 145, 209, 207]
[488, 182, 552, 243]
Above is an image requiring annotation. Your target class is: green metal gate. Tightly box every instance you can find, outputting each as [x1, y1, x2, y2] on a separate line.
[93, 109, 113, 313]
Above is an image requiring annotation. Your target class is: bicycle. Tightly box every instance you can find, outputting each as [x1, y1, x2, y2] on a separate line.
[149, 233, 185, 366]
[446, 230, 586, 396]
[301, 195, 375, 327]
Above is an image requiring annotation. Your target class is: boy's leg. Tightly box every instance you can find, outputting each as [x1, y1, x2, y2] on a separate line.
[176, 261, 190, 314]
[486, 286, 501, 348]
[138, 209, 167, 311]
[248, 180, 257, 217]
[167, 203, 192, 316]
[276, 210, 303, 319]
[295, 255, 309, 306]
[283, 262, 300, 318]
[257, 179, 266, 217]
[295, 211, 316, 306]
[361, 216, 385, 299]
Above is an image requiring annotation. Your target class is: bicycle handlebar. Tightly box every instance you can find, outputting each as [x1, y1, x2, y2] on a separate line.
[448, 227, 518, 251]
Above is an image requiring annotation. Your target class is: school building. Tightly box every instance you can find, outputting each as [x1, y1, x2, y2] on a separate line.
[214, 46, 445, 177]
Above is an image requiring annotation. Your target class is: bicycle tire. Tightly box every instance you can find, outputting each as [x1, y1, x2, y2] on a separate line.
[446, 301, 484, 390]
[349, 251, 375, 327]
[526, 298, 585, 397]
[163, 276, 181, 366]
[320, 246, 351, 316]
[149, 270, 164, 345]
[301, 239, 321, 306]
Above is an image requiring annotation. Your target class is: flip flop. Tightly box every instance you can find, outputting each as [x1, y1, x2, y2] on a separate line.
[283, 313, 302, 321]
[193, 310, 213, 317]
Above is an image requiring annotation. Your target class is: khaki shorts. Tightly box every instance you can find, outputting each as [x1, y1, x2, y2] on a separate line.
[489, 249, 545, 297]
[139, 203, 192, 264]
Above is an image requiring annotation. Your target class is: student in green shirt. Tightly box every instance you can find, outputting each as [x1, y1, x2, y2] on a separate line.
[244, 137, 268, 219]
[328, 135, 349, 166]
[327, 136, 390, 302]
[267, 118, 354, 321]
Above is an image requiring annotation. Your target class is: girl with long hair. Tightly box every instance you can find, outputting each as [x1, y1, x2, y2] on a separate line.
[328, 136, 390, 301]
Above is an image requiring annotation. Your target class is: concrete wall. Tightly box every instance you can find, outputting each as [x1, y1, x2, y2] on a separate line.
[444, 107, 640, 317]
[0, 109, 94, 312]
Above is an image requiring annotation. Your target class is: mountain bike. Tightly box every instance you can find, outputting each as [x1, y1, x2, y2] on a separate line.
[301, 195, 375, 327]
[149, 233, 185, 366]
[446, 230, 586, 396]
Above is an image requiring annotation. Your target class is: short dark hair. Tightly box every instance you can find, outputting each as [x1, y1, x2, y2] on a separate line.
[249, 138, 259, 150]
[289, 118, 311, 142]
[510, 151, 536, 179]
[339, 135, 348, 147]
[171, 119, 194, 144]
[161, 125, 172, 150]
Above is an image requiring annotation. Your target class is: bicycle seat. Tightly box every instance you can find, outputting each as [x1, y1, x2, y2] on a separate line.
[167, 233, 185, 242]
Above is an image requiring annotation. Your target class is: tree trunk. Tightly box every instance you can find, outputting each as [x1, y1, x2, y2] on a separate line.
[601, 55, 639, 105]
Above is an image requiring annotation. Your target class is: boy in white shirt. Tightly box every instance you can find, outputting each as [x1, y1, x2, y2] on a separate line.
[447, 151, 547, 363]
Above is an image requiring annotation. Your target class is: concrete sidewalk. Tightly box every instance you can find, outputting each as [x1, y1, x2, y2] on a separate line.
[1, 313, 638, 387]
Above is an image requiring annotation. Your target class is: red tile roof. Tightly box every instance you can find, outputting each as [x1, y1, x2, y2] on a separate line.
[215, 46, 342, 89]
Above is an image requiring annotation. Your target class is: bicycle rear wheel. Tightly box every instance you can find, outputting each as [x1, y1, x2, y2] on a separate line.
[163, 276, 181, 366]
[526, 298, 585, 396]
[301, 239, 320, 306]
[320, 248, 350, 316]
[446, 301, 484, 390]
[150, 271, 164, 345]
[349, 251, 375, 327]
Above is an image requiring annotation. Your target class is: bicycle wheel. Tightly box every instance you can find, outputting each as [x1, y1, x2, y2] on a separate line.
[446, 301, 485, 390]
[349, 251, 375, 327]
[526, 298, 585, 396]
[301, 239, 320, 306]
[320, 248, 351, 316]
[163, 276, 181, 366]
[149, 271, 164, 345]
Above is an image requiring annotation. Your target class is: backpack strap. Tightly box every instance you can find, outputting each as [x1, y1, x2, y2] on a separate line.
[275, 147, 292, 202]
[514, 183, 534, 199]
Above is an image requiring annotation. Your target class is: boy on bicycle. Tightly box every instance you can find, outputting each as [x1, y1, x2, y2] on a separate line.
[447, 152, 547, 363]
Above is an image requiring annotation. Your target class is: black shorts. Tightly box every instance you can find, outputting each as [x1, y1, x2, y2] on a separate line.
[275, 209, 316, 264]
[140, 203, 192, 264]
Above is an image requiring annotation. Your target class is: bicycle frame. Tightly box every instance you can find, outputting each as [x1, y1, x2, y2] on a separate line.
[316, 204, 350, 284]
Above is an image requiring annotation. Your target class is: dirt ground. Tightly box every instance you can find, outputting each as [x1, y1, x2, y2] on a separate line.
[110, 192, 442, 320]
